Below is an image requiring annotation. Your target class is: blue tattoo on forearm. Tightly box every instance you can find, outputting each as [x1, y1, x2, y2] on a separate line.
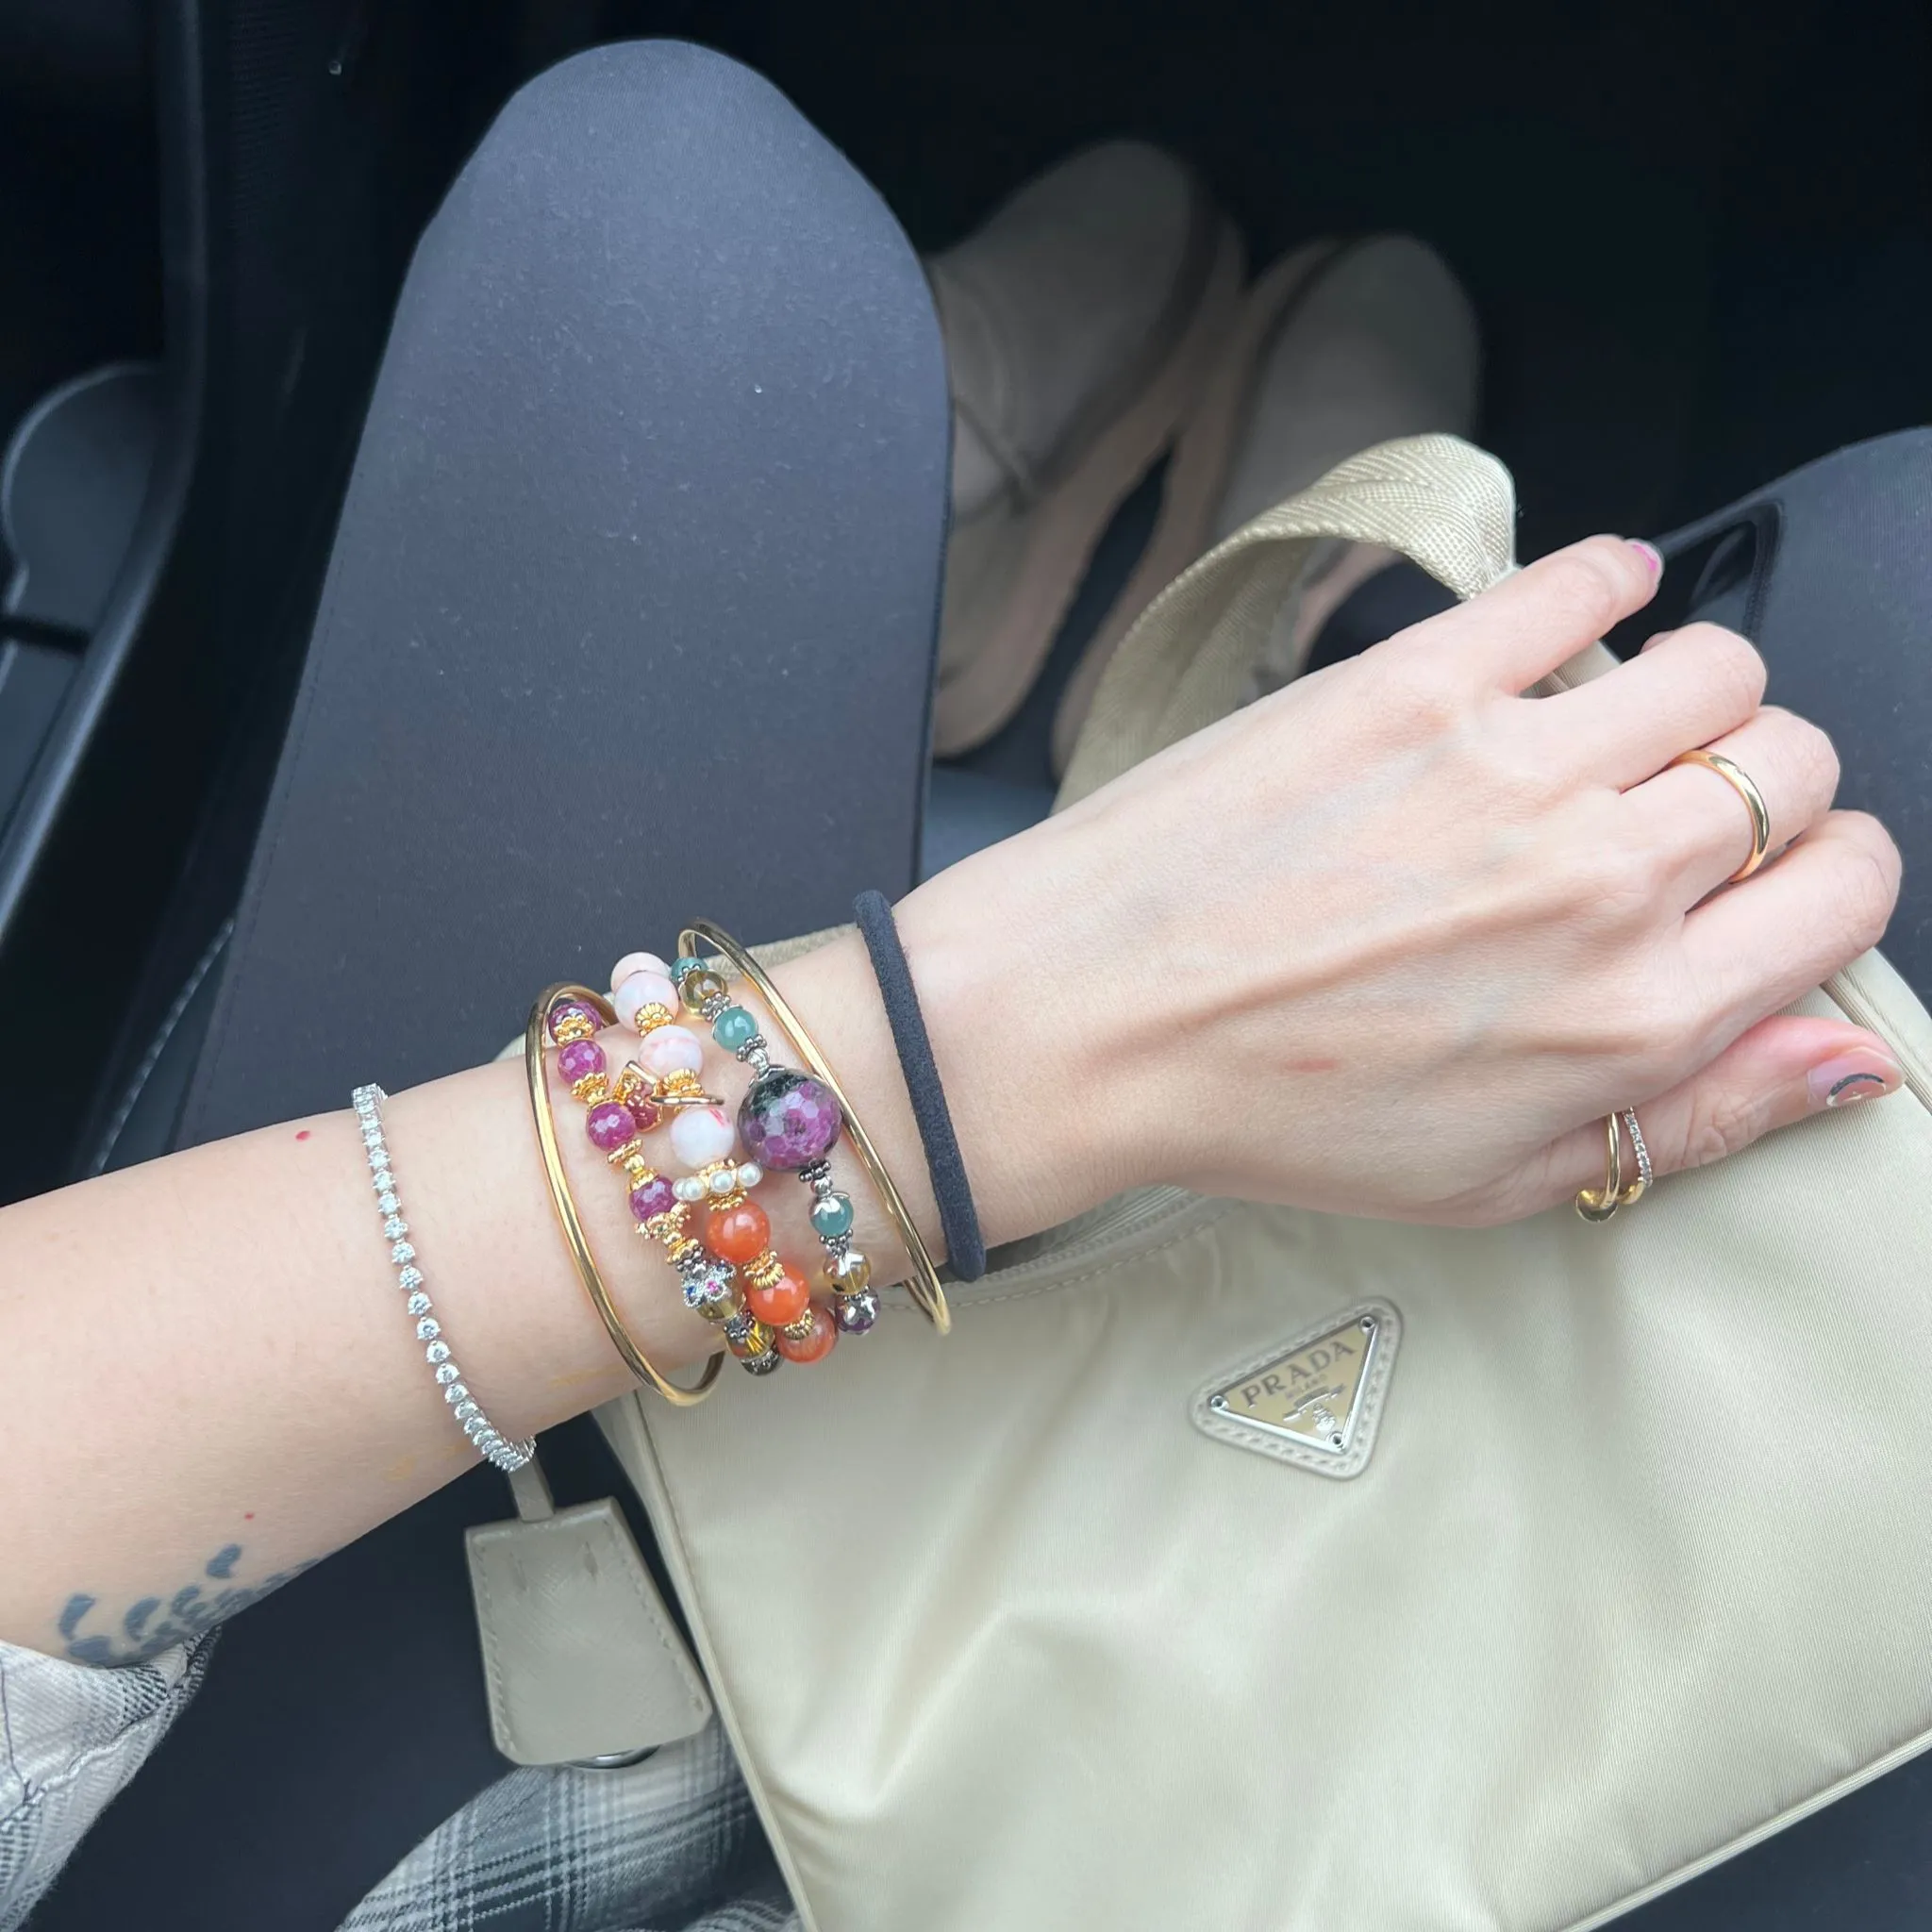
[58, 1542, 313, 1665]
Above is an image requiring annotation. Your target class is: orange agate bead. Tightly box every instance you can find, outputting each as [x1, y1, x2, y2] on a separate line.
[743, 1262, 809, 1327]
[705, 1199, 771, 1264]
[775, 1301, 838, 1363]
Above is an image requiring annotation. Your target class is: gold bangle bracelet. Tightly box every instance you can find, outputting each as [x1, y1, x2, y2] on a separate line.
[525, 984, 724, 1406]
[678, 923, 952, 1336]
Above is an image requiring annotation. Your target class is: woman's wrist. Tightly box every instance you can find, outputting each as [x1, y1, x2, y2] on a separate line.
[770, 862, 1149, 1261]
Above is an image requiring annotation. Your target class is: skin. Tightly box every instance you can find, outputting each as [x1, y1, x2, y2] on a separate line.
[0, 536, 1904, 1664]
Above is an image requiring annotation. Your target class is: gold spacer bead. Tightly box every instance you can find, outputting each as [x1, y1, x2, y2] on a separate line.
[780, 1311, 817, 1341]
[665, 1236, 705, 1270]
[633, 1003, 675, 1036]
[741, 1250, 785, 1291]
[552, 1013, 595, 1045]
[605, 1136, 647, 1168]
[658, 1069, 704, 1102]
[570, 1072, 611, 1106]
[640, 1205, 688, 1241]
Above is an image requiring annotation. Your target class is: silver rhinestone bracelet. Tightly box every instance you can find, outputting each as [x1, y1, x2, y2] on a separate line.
[353, 1084, 534, 1474]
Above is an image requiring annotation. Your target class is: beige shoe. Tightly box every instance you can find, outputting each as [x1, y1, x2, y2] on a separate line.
[929, 142, 1243, 757]
[1049, 233, 1480, 774]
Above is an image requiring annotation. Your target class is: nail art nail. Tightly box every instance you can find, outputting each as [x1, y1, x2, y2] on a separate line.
[1807, 1052, 1903, 1110]
[1626, 539, 1663, 579]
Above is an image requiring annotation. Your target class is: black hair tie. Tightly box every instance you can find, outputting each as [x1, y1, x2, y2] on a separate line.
[852, 890, 987, 1281]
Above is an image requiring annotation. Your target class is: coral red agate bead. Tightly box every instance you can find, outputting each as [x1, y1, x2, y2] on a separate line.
[743, 1262, 809, 1328]
[775, 1301, 838, 1363]
[705, 1200, 771, 1265]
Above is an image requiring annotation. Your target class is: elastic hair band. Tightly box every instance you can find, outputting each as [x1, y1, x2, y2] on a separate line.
[852, 890, 987, 1282]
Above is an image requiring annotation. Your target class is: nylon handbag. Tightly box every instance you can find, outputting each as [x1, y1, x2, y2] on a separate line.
[598, 435, 1932, 1932]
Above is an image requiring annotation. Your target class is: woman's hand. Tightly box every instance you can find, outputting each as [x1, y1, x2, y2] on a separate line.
[890, 536, 1904, 1230]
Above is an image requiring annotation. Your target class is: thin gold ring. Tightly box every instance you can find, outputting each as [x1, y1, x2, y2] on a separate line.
[525, 985, 723, 1406]
[680, 923, 952, 1335]
[1670, 747, 1773, 882]
[1574, 1108, 1652, 1222]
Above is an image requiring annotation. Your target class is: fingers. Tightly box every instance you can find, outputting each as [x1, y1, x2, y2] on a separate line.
[1529, 1013, 1904, 1212]
[1393, 535, 1661, 693]
[1623, 705, 1842, 905]
[1680, 808, 1902, 1021]
[1539, 623, 1765, 786]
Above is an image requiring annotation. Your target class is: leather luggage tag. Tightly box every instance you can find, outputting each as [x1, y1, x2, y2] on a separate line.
[1192, 1300, 1401, 1479]
[466, 1459, 712, 1766]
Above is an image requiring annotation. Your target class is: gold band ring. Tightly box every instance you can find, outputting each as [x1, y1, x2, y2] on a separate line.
[1574, 1108, 1653, 1223]
[1669, 747, 1773, 882]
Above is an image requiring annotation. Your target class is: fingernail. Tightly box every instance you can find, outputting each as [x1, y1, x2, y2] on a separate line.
[1626, 539, 1663, 579]
[1807, 1051, 1903, 1110]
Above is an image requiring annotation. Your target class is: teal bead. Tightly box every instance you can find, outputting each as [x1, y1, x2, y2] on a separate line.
[671, 956, 707, 985]
[712, 1005, 758, 1052]
[809, 1191, 856, 1241]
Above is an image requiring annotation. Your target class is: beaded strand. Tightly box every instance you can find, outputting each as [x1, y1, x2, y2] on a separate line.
[671, 955, 880, 1339]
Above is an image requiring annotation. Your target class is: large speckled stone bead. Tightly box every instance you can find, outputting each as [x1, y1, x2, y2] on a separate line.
[738, 1067, 842, 1171]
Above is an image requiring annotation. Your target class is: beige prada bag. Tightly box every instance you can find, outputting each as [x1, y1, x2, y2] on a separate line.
[598, 436, 1932, 1931]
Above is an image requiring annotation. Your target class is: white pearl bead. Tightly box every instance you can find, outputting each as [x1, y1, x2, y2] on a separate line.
[608, 951, 671, 993]
[670, 1105, 736, 1168]
[735, 1162, 762, 1191]
[708, 1168, 737, 1196]
[673, 1175, 706, 1203]
[613, 971, 679, 1030]
[637, 1025, 704, 1077]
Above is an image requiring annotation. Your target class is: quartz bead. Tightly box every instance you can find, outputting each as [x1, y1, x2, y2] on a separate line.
[725, 1318, 776, 1362]
[738, 1067, 842, 1170]
[744, 1263, 809, 1327]
[679, 968, 727, 1012]
[672, 955, 708, 982]
[669, 1104, 736, 1168]
[629, 1174, 677, 1223]
[711, 1005, 759, 1052]
[558, 1038, 607, 1085]
[587, 1100, 637, 1152]
[808, 1191, 855, 1241]
[636, 1025, 704, 1078]
[827, 1247, 872, 1292]
[706, 1200, 772, 1265]
[775, 1301, 838, 1364]
[608, 951, 671, 992]
[613, 970, 679, 1030]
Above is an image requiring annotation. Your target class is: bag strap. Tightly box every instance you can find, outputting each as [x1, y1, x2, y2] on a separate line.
[1058, 432, 1617, 808]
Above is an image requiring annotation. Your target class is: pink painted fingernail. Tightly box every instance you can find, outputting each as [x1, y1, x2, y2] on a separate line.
[1626, 539, 1663, 579]
[1807, 1051, 1903, 1110]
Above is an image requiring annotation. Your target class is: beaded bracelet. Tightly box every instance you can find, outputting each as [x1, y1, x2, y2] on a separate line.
[353, 1084, 535, 1470]
[525, 987, 724, 1405]
[607, 952, 844, 1369]
[675, 923, 952, 1336]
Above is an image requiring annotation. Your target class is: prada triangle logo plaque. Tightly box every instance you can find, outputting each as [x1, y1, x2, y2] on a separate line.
[1193, 1301, 1400, 1479]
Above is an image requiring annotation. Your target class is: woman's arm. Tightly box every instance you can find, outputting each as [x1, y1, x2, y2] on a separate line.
[0, 932, 996, 1665]
[0, 537, 1904, 1664]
